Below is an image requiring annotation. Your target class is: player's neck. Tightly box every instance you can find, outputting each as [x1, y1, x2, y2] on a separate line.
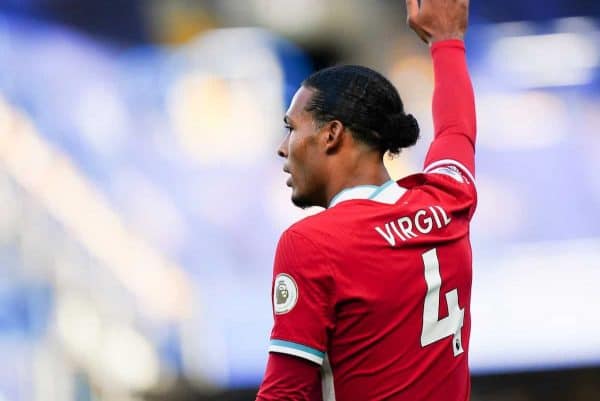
[325, 153, 391, 208]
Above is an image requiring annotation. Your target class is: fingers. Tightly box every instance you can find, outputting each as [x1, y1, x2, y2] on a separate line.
[406, 0, 468, 44]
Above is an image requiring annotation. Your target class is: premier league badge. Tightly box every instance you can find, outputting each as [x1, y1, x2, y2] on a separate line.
[273, 273, 298, 314]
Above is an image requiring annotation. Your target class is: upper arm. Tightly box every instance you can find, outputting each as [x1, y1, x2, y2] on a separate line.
[268, 229, 335, 366]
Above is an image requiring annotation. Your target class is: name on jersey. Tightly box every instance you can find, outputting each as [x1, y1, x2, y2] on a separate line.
[374, 206, 451, 246]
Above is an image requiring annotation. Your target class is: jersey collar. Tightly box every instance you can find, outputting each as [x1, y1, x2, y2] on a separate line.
[328, 180, 406, 208]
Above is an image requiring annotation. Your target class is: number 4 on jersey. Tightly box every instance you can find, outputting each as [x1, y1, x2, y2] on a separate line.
[421, 248, 465, 356]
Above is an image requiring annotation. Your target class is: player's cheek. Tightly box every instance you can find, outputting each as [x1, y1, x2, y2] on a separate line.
[288, 141, 302, 177]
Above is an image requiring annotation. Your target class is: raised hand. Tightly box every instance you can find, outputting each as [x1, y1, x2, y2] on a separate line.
[406, 0, 469, 44]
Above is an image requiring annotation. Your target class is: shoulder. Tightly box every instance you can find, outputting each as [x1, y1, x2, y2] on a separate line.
[398, 165, 477, 217]
[286, 208, 342, 239]
[274, 217, 336, 284]
[274, 209, 344, 264]
[276, 216, 324, 256]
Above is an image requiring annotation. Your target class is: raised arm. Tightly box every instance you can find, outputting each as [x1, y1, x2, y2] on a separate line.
[406, 0, 476, 180]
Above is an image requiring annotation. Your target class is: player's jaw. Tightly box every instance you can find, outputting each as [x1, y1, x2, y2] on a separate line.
[283, 164, 316, 209]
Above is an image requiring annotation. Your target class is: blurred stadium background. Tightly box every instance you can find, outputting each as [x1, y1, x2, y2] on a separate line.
[0, 0, 599, 400]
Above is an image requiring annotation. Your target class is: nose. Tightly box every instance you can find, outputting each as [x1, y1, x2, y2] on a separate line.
[277, 134, 289, 158]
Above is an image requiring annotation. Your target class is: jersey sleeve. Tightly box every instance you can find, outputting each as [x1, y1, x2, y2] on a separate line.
[256, 353, 322, 401]
[267, 229, 335, 366]
[423, 40, 477, 185]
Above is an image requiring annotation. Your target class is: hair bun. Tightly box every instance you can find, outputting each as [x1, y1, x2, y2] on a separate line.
[381, 112, 420, 154]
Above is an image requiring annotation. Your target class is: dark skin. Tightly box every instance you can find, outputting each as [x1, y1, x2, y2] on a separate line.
[406, 0, 469, 44]
[277, 0, 469, 209]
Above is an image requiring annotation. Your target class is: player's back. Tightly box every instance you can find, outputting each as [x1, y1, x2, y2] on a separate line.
[294, 170, 475, 401]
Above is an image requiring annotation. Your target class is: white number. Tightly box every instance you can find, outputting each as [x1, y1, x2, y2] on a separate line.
[421, 248, 464, 356]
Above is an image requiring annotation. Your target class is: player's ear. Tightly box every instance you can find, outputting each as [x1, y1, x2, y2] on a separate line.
[323, 120, 345, 154]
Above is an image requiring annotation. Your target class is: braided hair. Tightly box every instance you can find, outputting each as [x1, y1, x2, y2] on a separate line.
[303, 65, 419, 155]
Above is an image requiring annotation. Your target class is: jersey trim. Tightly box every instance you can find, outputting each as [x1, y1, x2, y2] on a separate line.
[329, 185, 377, 208]
[329, 180, 406, 207]
[370, 181, 406, 204]
[368, 179, 395, 199]
[268, 339, 325, 365]
[423, 159, 475, 184]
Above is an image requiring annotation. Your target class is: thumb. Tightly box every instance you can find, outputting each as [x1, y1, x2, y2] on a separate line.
[405, 0, 420, 23]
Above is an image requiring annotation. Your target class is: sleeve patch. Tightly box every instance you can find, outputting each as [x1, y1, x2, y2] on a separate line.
[423, 159, 475, 185]
[428, 165, 465, 183]
[273, 273, 298, 314]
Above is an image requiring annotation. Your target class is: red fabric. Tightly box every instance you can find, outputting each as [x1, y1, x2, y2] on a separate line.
[256, 353, 321, 401]
[257, 39, 476, 401]
[425, 40, 477, 176]
[270, 230, 335, 352]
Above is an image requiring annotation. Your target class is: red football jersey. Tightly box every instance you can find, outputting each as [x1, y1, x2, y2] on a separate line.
[263, 40, 476, 401]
